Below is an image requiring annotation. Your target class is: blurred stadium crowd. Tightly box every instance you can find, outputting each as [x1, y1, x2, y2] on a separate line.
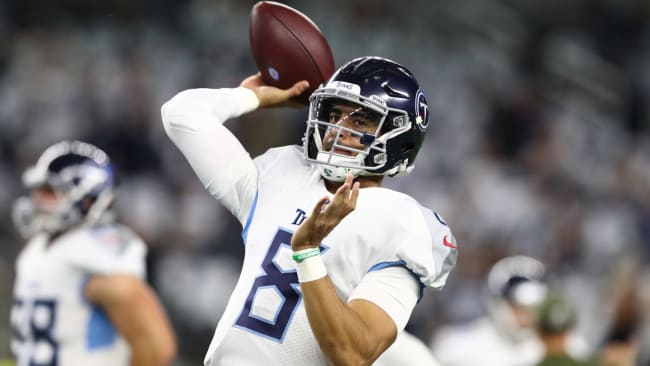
[0, 0, 649, 364]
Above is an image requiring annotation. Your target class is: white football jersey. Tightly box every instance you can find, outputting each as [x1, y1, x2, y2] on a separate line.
[161, 87, 457, 366]
[431, 317, 543, 366]
[11, 224, 147, 366]
[204, 146, 456, 366]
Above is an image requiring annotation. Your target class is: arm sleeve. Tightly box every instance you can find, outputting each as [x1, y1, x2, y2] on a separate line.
[347, 266, 420, 331]
[161, 87, 260, 225]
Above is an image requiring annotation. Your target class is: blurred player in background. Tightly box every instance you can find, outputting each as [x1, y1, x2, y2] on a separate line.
[162, 56, 457, 365]
[431, 255, 547, 366]
[10, 141, 177, 366]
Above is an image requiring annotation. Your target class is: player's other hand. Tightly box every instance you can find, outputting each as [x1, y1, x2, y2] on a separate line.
[240, 73, 309, 109]
[291, 174, 360, 251]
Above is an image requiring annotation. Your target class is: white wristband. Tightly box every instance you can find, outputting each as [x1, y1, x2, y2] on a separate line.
[296, 254, 327, 283]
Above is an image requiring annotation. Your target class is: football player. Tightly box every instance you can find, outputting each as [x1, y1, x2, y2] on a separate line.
[162, 56, 457, 365]
[10, 141, 176, 366]
[431, 255, 547, 366]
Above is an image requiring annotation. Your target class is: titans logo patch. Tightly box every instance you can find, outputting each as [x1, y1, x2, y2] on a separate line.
[415, 89, 429, 132]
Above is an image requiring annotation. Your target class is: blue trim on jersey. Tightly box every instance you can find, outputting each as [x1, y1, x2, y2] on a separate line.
[86, 306, 117, 350]
[433, 211, 448, 226]
[79, 276, 117, 350]
[241, 190, 259, 245]
[368, 260, 425, 302]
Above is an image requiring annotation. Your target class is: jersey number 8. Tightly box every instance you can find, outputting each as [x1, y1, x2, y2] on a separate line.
[234, 228, 301, 343]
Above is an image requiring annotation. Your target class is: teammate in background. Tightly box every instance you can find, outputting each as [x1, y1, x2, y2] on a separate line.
[10, 141, 177, 366]
[162, 56, 457, 366]
[431, 256, 547, 366]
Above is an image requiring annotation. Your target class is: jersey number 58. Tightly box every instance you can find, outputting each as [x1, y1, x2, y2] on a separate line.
[11, 298, 59, 366]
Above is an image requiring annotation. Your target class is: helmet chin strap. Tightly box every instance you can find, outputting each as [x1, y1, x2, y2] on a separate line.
[315, 152, 412, 181]
[387, 159, 413, 177]
[316, 152, 363, 181]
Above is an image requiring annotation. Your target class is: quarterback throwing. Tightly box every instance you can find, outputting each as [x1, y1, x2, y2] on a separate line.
[162, 57, 457, 365]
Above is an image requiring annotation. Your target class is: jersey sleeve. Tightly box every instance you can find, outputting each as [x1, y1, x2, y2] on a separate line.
[346, 207, 456, 331]
[161, 87, 260, 225]
[397, 208, 458, 290]
[347, 266, 420, 331]
[64, 226, 147, 279]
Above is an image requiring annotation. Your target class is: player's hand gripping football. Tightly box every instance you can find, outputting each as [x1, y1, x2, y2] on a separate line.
[240, 73, 309, 109]
[291, 174, 360, 251]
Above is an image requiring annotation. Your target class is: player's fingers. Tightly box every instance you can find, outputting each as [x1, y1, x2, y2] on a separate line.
[311, 196, 330, 217]
[344, 173, 353, 186]
[289, 80, 310, 97]
[330, 177, 357, 215]
[333, 180, 351, 204]
[265, 81, 309, 107]
[339, 174, 355, 201]
[334, 174, 353, 196]
[349, 181, 360, 206]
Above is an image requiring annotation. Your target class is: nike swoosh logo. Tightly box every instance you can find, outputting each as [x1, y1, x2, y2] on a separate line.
[442, 235, 457, 249]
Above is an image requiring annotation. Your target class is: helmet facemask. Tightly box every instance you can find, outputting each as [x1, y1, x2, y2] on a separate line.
[304, 85, 413, 182]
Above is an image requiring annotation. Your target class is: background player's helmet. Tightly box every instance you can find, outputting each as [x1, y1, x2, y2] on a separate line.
[485, 256, 548, 341]
[304, 56, 430, 181]
[20, 140, 115, 234]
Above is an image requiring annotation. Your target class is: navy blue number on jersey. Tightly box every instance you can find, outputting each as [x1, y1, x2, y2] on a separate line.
[235, 228, 301, 342]
[12, 298, 59, 366]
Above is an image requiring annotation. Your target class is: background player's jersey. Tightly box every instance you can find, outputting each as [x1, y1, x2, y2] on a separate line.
[11, 224, 146, 366]
[431, 317, 543, 366]
[204, 145, 457, 366]
[375, 331, 442, 366]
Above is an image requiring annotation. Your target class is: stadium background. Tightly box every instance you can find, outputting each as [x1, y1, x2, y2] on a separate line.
[0, 0, 648, 364]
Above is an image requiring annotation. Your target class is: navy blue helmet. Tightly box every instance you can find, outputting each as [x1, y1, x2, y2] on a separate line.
[21, 141, 115, 234]
[304, 56, 430, 181]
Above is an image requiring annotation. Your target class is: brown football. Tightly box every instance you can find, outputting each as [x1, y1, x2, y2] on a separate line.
[249, 1, 335, 104]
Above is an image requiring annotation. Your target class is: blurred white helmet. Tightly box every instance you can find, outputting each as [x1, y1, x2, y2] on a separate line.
[20, 141, 115, 235]
[485, 255, 548, 341]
